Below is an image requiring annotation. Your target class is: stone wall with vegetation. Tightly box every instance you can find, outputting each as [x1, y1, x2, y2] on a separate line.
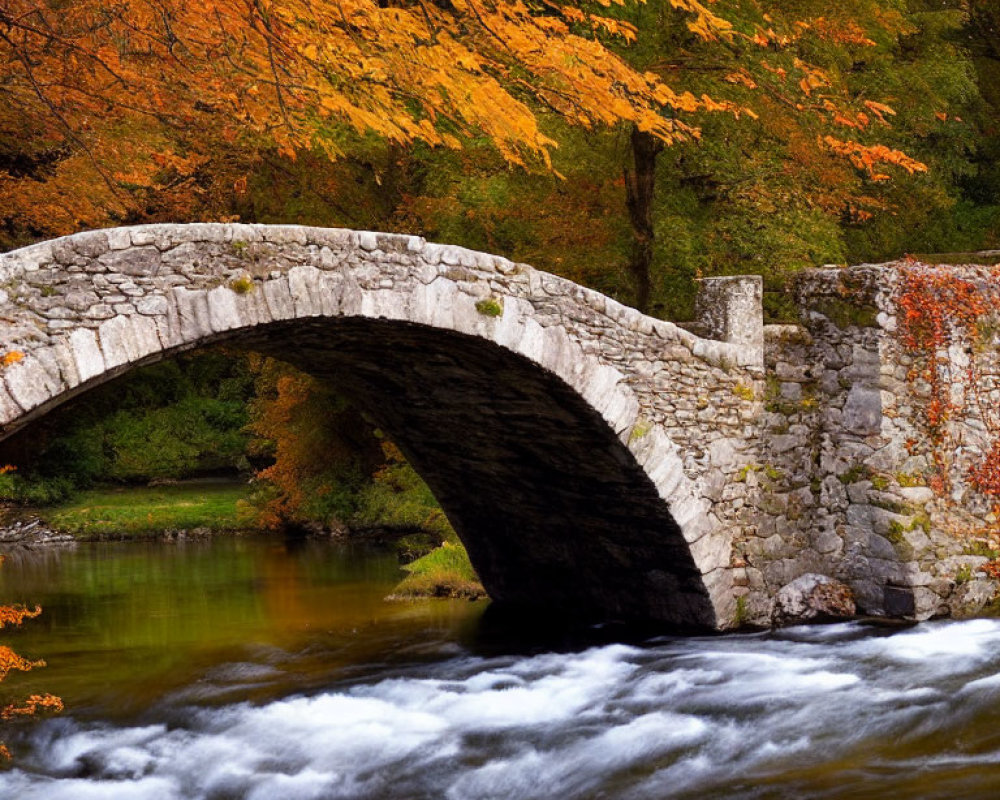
[736, 262, 1000, 625]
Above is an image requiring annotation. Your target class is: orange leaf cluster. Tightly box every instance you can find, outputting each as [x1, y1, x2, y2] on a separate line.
[0, 554, 61, 759]
[984, 559, 1000, 580]
[811, 17, 878, 47]
[822, 137, 928, 182]
[0, 604, 41, 631]
[0, 0, 740, 194]
[0, 645, 43, 683]
[896, 265, 989, 432]
[0, 352, 24, 369]
[1, 694, 64, 721]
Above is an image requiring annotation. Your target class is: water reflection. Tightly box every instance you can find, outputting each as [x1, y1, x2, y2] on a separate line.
[0, 537, 486, 716]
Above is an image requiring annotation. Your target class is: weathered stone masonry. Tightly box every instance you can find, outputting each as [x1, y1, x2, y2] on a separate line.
[2, 224, 996, 628]
[735, 264, 1000, 626]
[0, 224, 764, 630]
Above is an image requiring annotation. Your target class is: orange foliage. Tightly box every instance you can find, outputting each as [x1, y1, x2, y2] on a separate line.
[822, 137, 928, 183]
[244, 357, 382, 529]
[0, 0, 931, 245]
[0, 0, 748, 239]
[0, 555, 61, 759]
[0, 352, 24, 369]
[1, 694, 64, 720]
[894, 264, 1000, 500]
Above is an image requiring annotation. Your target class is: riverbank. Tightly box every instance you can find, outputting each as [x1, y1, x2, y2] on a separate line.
[29, 481, 250, 540]
[1, 481, 486, 600]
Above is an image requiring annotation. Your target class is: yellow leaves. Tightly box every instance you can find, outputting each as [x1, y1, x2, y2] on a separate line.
[1, 694, 64, 720]
[0, 604, 41, 631]
[0, 645, 44, 683]
[863, 100, 897, 125]
[560, 6, 637, 41]
[822, 136, 928, 181]
[812, 17, 877, 47]
[795, 59, 830, 97]
[752, 26, 794, 49]
[0, 554, 62, 758]
[760, 61, 787, 81]
[667, 0, 734, 41]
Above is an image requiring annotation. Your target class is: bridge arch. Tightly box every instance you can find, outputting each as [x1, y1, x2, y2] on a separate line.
[0, 224, 752, 628]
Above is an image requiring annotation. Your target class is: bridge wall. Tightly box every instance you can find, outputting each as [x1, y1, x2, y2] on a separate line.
[5, 225, 996, 626]
[0, 224, 766, 628]
[735, 264, 1000, 625]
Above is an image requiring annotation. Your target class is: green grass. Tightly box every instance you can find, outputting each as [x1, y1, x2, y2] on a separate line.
[39, 481, 250, 538]
[388, 541, 486, 600]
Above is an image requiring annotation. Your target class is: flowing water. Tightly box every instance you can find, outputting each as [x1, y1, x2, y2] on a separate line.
[2, 538, 1000, 799]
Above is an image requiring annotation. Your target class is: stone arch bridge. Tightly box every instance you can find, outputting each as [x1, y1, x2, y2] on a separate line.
[0, 224, 770, 629]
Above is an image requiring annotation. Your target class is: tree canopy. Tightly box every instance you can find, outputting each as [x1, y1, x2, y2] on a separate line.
[1, 1, 998, 315]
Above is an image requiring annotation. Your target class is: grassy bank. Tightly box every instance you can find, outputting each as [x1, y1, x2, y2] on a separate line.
[30, 480, 487, 601]
[38, 482, 249, 539]
[388, 541, 486, 600]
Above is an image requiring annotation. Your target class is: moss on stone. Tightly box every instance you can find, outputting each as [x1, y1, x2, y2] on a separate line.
[475, 297, 503, 317]
[734, 595, 749, 626]
[895, 472, 925, 488]
[735, 464, 758, 482]
[813, 298, 879, 329]
[837, 465, 870, 485]
[628, 418, 652, 443]
[964, 540, 1000, 559]
[732, 382, 756, 401]
[228, 275, 255, 294]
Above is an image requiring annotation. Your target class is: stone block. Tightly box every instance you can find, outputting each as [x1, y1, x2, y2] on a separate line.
[97, 316, 138, 368]
[0, 384, 21, 424]
[173, 287, 213, 341]
[3, 358, 56, 411]
[772, 574, 856, 625]
[136, 295, 169, 316]
[69, 328, 106, 382]
[102, 246, 162, 277]
[842, 384, 881, 434]
[883, 585, 916, 617]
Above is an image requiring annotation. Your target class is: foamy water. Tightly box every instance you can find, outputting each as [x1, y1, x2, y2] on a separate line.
[7, 619, 1000, 799]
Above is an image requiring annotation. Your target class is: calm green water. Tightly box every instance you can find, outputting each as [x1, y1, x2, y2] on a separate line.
[5, 538, 1000, 798]
[0, 538, 485, 718]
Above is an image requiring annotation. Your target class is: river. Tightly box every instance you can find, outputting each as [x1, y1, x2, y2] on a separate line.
[2, 537, 1000, 798]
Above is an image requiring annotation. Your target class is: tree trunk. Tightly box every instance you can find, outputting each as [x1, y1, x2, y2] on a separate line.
[623, 125, 664, 315]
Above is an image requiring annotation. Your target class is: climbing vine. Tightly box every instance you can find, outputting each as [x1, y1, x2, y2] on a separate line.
[894, 263, 1000, 501]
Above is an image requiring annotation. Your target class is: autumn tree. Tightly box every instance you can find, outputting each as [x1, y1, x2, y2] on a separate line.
[243, 357, 384, 530]
[0, 0, 988, 312]
[0, 0, 746, 247]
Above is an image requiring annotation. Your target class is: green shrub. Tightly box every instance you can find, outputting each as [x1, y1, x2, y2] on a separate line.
[388, 541, 485, 599]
